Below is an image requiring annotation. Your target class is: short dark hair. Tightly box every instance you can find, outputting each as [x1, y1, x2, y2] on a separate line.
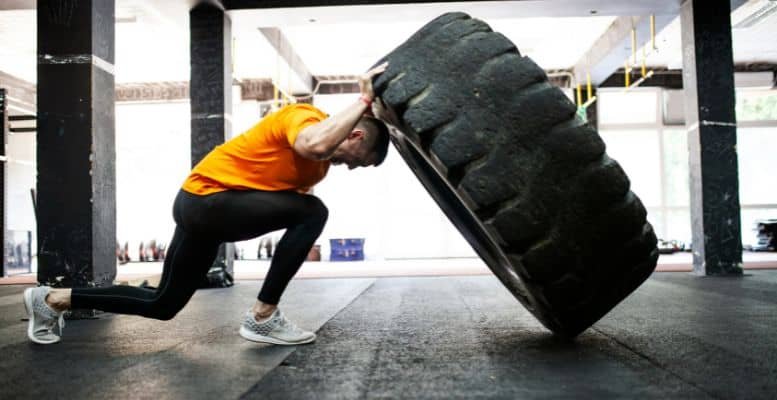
[357, 115, 391, 166]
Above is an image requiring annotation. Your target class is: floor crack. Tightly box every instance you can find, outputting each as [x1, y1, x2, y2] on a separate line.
[592, 327, 724, 400]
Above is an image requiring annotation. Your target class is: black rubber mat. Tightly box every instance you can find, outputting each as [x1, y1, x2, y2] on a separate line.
[242, 273, 777, 399]
[0, 279, 374, 399]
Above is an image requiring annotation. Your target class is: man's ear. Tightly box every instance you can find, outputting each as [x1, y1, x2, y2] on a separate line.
[349, 129, 366, 140]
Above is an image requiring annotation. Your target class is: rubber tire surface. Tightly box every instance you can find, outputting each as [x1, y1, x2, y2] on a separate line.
[372, 12, 658, 337]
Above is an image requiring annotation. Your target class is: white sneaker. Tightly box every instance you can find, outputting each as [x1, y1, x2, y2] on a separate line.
[23, 286, 65, 344]
[239, 309, 316, 345]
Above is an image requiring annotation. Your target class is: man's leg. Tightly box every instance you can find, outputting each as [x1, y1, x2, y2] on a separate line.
[39, 188, 327, 344]
[25, 223, 219, 344]
[256, 214, 327, 305]
[54, 189, 327, 319]
[44, 189, 222, 320]
[201, 190, 328, 306]
[64, 226, 220, 320]
[198, 189, 327, 344]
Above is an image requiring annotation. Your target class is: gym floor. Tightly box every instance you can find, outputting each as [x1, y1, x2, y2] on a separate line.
[1, 271, 775, 399]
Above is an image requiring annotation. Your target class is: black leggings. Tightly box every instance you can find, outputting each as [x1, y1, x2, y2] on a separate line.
[71, 189, 328, 320]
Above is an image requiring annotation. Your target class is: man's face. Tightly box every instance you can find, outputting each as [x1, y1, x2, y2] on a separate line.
[330, 130, 378, 170]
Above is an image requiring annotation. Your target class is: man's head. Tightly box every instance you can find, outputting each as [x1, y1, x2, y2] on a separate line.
[329, 115, 390, 169]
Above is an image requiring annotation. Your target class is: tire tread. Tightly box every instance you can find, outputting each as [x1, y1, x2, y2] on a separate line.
[373, 12, 657, 337]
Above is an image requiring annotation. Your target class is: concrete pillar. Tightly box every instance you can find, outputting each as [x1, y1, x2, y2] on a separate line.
[36, 0, 117, 287]
[0, 89, 6, 277]
[190, 1, 235, 274]
[680, 0, 743, 276]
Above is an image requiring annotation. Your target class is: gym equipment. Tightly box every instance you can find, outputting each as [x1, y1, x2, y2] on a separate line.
[372, 13, 658, 337]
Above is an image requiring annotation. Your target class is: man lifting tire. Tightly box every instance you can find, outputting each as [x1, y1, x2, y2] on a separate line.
[23, 63, 390, 346]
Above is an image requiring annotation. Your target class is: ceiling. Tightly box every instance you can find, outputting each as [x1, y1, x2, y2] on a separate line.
[0, 0, 775, 89]
[636, 0, 777, 69]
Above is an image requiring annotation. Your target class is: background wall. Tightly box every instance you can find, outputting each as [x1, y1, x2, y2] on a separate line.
[4, 87, 776, 265]
[114, 101, 191, 259]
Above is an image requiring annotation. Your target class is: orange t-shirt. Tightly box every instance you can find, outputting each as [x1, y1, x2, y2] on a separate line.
[181, 104, 330, 195]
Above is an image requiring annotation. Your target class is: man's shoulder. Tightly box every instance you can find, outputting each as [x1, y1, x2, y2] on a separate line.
[281, 103, 327, 118]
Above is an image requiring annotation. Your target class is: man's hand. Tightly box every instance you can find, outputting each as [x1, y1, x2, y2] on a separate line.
[372, 97, 402, 129]
[362, 62, 402, 132]
[359, 62, 388, 101]
[293, 62, 390, 161]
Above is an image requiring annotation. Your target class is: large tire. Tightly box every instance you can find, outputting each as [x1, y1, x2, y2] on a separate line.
[372, 12, 658, 338]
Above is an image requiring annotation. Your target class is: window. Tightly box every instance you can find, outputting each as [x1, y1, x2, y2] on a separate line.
[736, 90, 777, 121]
[598, 90, 658, 125]
[662, 129, 690, 207]
[738, 127, 777, 205]
[599, 129, 662, 207]
[741, 209, 777, 247]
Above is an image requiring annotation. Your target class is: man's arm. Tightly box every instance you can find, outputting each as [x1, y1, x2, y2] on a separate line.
[293, 62, 388, 160]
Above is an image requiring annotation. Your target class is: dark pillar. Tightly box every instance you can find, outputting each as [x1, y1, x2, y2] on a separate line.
[190, 1, 235, 274]
[0, 89, 6, 277]
[36, 0, 117, 287]
[680, 0, 743, 276]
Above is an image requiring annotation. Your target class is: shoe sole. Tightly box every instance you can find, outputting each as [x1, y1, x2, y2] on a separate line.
[23, 288, 59, 345]
[239, 326, 315, 345]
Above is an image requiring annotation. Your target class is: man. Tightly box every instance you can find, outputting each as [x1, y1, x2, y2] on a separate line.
[23, 62, 390, 346]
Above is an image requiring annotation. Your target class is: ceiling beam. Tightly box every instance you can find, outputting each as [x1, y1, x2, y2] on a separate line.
[258, 27, 316, 94]
[0, 0, 35, 11]
[573, 15, 675, 86]
[225, 0, 487, 9]
[224, 0, 682, 16]
[574, 0, 751, 86]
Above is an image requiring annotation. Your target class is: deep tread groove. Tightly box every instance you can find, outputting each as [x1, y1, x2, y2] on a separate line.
[502, 240, 537, 256]
[477, 51, 542, 91]
[484, 49, 519, 66]
[419, 124, 443, 152]
[457, 29, 492, 42]
[387, 72, 407, 86]
[549, 115, 587, 135]
[453, 154, 489, 191]
[438, 12, 470, 29]
[514, 80, 554, 101]
[406, 85, 434, 108]
[474, 202, 501, 221]
[446, 161, 470, 188]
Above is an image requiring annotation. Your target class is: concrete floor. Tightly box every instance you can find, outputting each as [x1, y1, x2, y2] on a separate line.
[1, 271, 776, 399]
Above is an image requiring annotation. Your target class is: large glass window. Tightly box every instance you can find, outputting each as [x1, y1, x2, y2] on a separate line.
[598, 90, 658, 125]
[599, 129, 662, 207]
[736, 90, 777, 121]
[737, 127, 777, 205]
[737, 123, 777, 247]
[662, 129, 690, 207]
[4, 128, 36, 276]
[665, 210, 692, 244]
[597, 88, 777, 245]
[646, 210, 665, 243]
[598, 88, 670, 239]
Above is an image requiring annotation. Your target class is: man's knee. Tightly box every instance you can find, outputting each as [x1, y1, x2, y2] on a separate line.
[149, 298, 187, 321]
[307, 196, 329, 225]
[153, 308, 179, 321]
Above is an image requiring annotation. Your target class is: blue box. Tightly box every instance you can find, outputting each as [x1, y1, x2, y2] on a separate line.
[329, 238, 365, 261]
